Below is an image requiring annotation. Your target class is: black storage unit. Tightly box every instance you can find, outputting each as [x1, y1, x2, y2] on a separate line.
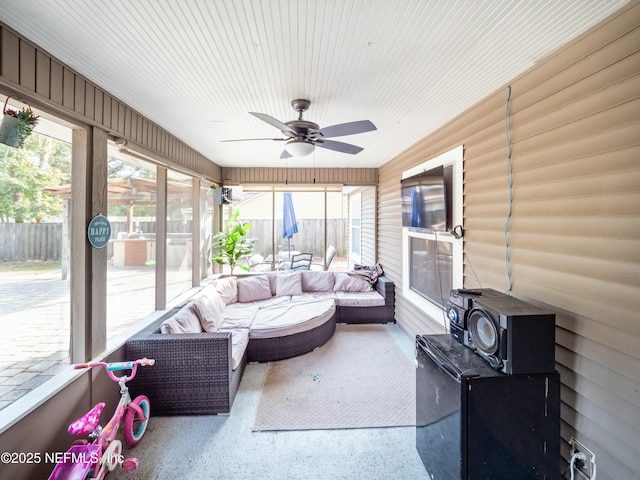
[416, 334, 560, 479]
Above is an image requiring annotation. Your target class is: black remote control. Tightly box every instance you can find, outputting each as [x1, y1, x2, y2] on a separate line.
[457, 288, 482, 295]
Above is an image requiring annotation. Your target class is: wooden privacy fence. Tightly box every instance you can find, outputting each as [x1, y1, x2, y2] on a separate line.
[0, 223, 62, 262]
[0, 221, 161, 263]
[247, 219, 348, 258]
[0, 219, 347, 262]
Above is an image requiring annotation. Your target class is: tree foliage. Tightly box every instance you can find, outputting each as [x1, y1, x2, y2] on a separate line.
[0, 133, 70, 223]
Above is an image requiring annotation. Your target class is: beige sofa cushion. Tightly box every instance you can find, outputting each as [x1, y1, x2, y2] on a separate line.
[334, 274, 373, 292]
[213, 276, 238, 305]
[200, 283, 227, 306]
[301, 270, 335, 292]
[235, 295, 290, 309]
[217, 327, 250, 370]
[160, 303, 203, 334]
[335, 291, 385, 307]
[296, 291, 337, 301]
[219, 303, 259, 330]
[192, 293, 225, 333]
[237, 276, 272, 303]
[250, 298, 336, 339]
[276, 272, 303, 297]
[265, 272, 279, 295]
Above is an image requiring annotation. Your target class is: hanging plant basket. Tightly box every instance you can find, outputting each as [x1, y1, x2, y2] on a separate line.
[0, 96, 39, 148]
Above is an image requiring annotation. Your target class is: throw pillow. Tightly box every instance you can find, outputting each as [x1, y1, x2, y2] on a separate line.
[237, 276, 272, 303]
[160, 303, 203, 334]
[200, 283, 226, 310]
[265, 272, 279, 295]
[301, 270, 335, 292]
[199, 284, 227, 313]
[213, 276, 238, 305]
[276, 272, 303, 297]
[334, 274, 373, 292]
[192, 294, 224, 333]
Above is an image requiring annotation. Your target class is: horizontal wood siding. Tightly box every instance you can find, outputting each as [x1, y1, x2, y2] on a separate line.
[379, 4, 640, 479]
[0, 23, 221, 183]
[221, 167, 378, 186]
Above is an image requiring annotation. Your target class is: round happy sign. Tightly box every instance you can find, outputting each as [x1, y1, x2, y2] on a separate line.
[87, 214, 111, 248]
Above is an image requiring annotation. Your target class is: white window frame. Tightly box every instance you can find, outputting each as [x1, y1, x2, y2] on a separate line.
[402, 145, 464, 328]
[349, 191, 362, 265]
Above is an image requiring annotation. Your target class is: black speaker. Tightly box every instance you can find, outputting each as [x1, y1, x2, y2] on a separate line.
[467, 294, 556, 375]
[447, 288, 503, 347]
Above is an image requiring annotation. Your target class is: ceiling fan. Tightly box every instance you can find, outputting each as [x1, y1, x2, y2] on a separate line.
[222, 99, 376, 158]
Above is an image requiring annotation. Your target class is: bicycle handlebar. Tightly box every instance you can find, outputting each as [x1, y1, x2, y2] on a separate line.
[72, 358, 154, 383]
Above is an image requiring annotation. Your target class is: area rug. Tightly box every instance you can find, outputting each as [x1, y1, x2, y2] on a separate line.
[253, 324, 416, 431]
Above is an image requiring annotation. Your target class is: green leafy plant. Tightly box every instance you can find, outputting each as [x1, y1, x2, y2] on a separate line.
[211, 207, 255, 274]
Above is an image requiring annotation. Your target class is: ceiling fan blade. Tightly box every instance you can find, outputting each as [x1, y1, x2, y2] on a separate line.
[316, 139, 364, 155]
[318, 120, 376, 138]
[280, 150, 292, 159]
[249, 112, 297, 136]
[220, 138, 288, 142]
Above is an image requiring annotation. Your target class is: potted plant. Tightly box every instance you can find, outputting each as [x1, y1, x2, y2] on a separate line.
[0, 97, 40, 148]
[211, 206, 256, 274]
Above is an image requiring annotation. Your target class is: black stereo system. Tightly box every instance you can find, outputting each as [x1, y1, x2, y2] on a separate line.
[447, 288, 502, 347]
[447, 288, 556, 375]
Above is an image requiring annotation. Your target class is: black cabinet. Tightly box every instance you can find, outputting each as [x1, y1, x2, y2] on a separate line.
[416, 334, 560, 479]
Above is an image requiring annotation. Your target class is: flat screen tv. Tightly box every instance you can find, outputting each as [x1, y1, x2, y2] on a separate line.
[401, 165, 452, 232]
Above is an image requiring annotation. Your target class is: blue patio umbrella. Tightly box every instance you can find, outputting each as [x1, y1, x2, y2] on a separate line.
[282, 192, 298, 258]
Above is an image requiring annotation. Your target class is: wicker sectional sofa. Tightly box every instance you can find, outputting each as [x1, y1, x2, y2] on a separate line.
[127, 271, 394, 415]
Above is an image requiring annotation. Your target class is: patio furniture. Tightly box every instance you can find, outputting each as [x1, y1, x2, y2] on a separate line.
[289, 252, 313, 270]
[311, 245, 336, 271]
[126, 271, 395, 415]
[241, 253, 274, 272]
[127, 314, 247, 416]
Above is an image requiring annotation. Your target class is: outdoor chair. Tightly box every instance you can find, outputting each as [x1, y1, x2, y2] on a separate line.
[311, 245, 336, 271]
[289, 252, 313, 270]
[239, 254, 274, 272]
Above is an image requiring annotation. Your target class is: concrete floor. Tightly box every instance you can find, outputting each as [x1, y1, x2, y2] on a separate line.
[1, 265, 428, 479]
[113, 324, 428, 480]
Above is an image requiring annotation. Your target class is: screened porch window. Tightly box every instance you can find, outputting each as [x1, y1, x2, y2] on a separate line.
[220, 185, 352, 272]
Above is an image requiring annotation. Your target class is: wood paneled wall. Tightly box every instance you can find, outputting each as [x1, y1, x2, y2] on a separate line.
[221, 167, 378, 186]
[379, 3, 639, 479]
[0, 23, 221, 182]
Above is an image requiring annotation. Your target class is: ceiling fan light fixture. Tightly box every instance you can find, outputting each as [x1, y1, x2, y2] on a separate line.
[230, 100, 374, 157]
[285, 139, 315, 157]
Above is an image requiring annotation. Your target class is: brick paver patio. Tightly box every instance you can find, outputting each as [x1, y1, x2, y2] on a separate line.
[0, 266, 162, 410]
[0, 259, 348, 411]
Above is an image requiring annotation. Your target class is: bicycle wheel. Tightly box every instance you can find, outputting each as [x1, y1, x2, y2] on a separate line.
[123, 395, 150, 446]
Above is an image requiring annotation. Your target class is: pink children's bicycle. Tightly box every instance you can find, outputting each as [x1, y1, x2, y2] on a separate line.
[47, 358, 155, 480]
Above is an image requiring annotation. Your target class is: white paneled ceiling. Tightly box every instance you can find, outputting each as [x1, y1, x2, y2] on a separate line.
[0, 0, 629, 168]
